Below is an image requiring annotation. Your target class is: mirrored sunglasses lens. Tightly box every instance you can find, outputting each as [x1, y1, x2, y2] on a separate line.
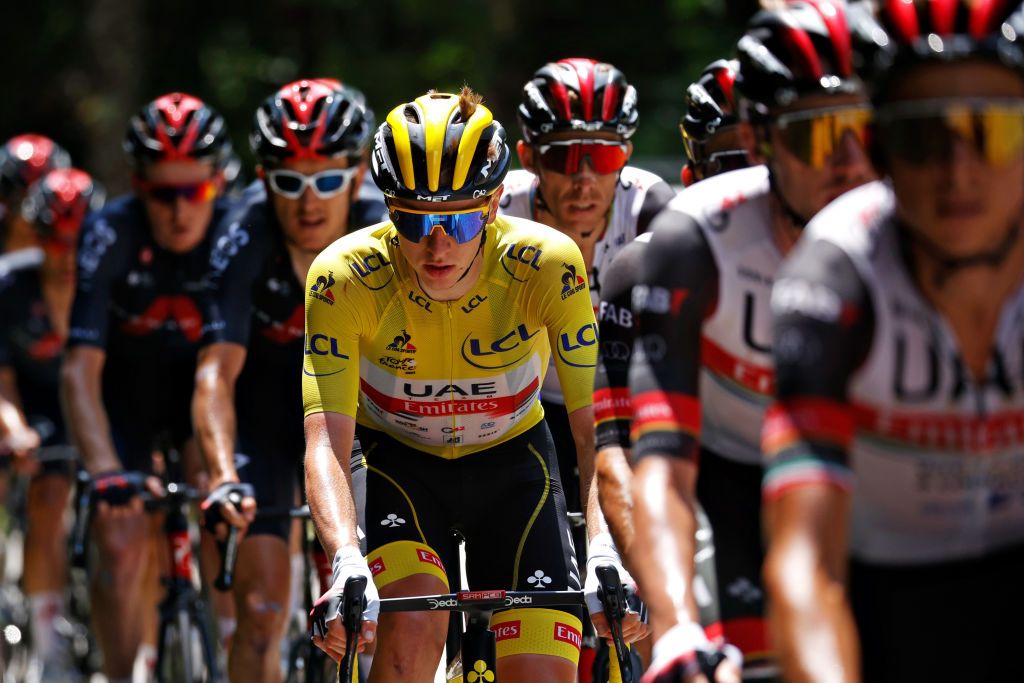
[313, 173, 347, 194]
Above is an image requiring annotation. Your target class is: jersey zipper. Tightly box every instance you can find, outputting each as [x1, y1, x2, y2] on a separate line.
[446, 301, 456, 458]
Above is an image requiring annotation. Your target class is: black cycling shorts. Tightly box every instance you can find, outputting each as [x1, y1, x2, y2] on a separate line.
[357, 420, 582, 620]
[541, 399, 581, 514]
[851, 543, 1024, 683]
[695, 447, 772, 665]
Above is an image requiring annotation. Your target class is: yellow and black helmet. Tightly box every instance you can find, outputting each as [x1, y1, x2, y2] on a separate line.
[371, 91, 511, 202]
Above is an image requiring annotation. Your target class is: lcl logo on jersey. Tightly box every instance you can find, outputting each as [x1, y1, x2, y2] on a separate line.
[350, 253, 394, 291]
[461, 294, 487, 314]
[309, 271, 336, 305]
[557, 322, 598, 368]
[304, 333, 349, 359]
[560, 263, 586, 300]
[500, 244, 542, 281]
[461, 324, 540, 370]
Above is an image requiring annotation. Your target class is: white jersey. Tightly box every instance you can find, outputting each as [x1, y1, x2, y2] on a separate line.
[770, 181, 1024, 564]
[670, 166, 779, 465]
[499, 166, 673, 404]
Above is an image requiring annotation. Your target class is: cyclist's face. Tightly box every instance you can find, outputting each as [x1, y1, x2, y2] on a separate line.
[266, 157, 363, 253]
[689, 127, 747, 183]
[395, 192, 501, 298]
[138, 161, 218, 254]
[884, 62, 1024, 258]
[748, 93, 875, 222]
[41, 235, 77, 285]
[518, 132, 632, 237]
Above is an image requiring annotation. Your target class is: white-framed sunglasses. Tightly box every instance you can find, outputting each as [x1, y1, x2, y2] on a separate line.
[266, 167, 359, 199]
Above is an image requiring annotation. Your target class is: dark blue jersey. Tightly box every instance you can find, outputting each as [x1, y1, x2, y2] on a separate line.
[202, 181, 386, 452]
[0, 249, 67, 445]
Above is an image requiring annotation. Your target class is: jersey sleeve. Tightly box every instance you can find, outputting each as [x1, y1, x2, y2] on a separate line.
[68, 212, 127, 350]
[301, 243, 370, 418]
[0, 268, 18, 368]
[201, 208, 264, 347]
[535, 234, 599, 414]
[593, 239, 645, 450]
[761, 238, 874, 500]
[629, 210, 718, 461]
[635, 180, 676, 235]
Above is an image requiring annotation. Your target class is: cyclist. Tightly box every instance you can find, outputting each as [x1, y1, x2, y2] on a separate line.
[304, 87, 640, 682]
[501, 57, 674, 514]
[626, 3, 875, 679]
[763, 1, 1024, 679]
[192, 77, 380, 682]
[593, 56, 749, 636]
[61, 92, 235, 683]
[0, 168, 103, 680]
[0, 134, 71, 252]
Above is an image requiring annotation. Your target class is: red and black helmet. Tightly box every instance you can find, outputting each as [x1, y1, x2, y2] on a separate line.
[517, 58, 639, 143]
[0, 134, 71, 200]
[21, 168, 105, 240]
[123, 92, 232, 168]
[857, 0, 1024, 98]
[682, 59, 740, 149]
[250, 78, 375, 166]
[735, 0, 862, 117]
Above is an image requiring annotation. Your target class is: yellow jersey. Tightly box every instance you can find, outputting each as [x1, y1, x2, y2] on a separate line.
[302, 215, 598, 458]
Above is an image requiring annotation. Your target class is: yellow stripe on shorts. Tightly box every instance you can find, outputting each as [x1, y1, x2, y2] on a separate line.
[491, 608, 583, 665]
[366, 540, 449, 590]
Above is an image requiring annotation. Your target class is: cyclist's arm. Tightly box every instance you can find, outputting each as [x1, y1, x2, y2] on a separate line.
[636, 180, 676, 235]
[628, 211, 718, 639]
[539, 236, 601, 535]
[193, 212, 260, 488]
[593, 239, 647, 554]
[304, 411, 361, 556]
[61, 346, 118, 474]
[192, 342, 247, 487]
[62, 216, 124, 475]
[762, 238, 874, 683]
[302, 245, 367, 555]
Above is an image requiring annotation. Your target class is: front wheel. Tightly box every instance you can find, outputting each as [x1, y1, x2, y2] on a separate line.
[155, 607, 217, 683]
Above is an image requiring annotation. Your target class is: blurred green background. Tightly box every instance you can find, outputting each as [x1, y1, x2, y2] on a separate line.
[9, 0, 757, 192]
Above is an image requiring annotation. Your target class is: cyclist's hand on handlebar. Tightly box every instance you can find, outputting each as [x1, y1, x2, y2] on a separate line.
[642, 623, 743, 683]
[311, 546, 379, 662]
[201, 481, 256, 541]
[1, 426, 41, 472]
[91, 470, 162, 520]
[586, 532, 648, 643]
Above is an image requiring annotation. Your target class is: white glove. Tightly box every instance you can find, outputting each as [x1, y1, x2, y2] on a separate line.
[584, 532, 639, 616]
[645, 622, 743, 682]
[325, 545, 380, 624]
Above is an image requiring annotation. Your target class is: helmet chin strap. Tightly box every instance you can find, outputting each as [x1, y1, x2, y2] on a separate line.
[767, 167, 811, 229]
[899, 218, 1022, 289]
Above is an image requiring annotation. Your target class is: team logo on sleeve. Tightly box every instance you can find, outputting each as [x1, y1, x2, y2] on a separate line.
[560, 263, 586, 300]
[309, 271, 336, 305]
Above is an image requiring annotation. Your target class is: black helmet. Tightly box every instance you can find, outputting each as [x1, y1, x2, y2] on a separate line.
[371, 90, 511, 202]
[250, 78, 375, 165]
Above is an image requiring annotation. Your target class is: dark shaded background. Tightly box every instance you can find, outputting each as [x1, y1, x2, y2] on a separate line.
[8, 0, 757, 192]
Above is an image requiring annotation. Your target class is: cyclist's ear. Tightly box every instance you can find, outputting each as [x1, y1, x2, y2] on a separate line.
[486, 186, 504, 224]
[517, 140, 536, 173]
